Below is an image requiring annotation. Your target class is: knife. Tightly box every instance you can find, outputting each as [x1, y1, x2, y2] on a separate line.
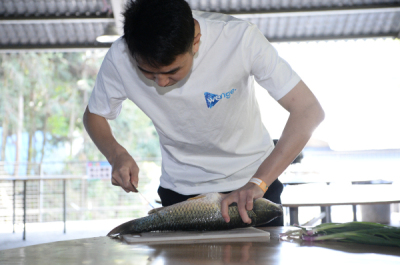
[135, 187, 157, 209]
[131, 182, 165, 222]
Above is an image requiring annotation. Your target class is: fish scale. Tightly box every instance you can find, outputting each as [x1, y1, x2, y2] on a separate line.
[107, 192, 283, 237]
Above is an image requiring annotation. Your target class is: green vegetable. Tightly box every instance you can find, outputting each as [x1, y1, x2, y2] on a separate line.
[279, 222, 400, 247]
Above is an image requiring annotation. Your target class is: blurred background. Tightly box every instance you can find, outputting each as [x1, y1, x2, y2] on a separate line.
[1, 0, 399, 250]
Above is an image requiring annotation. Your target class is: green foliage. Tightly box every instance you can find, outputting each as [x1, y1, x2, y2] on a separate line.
[0, 51, 161, 163]
[0, 51, 161, 222]
[47, 115, 69, 137]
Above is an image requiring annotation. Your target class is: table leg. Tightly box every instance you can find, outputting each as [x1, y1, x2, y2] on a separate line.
[63, 179, 66, 234]
[321, 206, 332, 223]
[352, 205, 357, 221]
[23, 180, 26, 241]
[326, 206, 331, 223]
[289, 207, 299, 225]
[13, 180, 16, 233]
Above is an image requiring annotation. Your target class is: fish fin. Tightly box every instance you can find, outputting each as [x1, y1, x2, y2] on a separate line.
[107, 219, 136, 237]
[148, 206, 165, 215]
[187, 194, 207, 201]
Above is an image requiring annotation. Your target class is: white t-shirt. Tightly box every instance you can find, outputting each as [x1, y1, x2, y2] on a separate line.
[88, 11, 301, 195]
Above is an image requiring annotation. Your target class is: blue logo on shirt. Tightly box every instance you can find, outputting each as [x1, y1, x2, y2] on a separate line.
[204, 89, 237, 109]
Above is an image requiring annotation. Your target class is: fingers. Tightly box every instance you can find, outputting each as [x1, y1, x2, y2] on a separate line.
[221, 196, 231, 223]
[129, 164, 139, 190]
[221, 192, 252, 224]
[221, 183, 263, 224]
[111, 166, 139, 193]
[246, 197, 253, 211]
[112, 176, 130, 193]
[109, 151, 140, 193]
[111, 177, 119, 186]
[119, 167, 133, 192]
[238, 193, 252, 224]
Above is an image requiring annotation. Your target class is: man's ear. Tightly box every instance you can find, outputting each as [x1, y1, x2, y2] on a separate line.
[192, 33, 201, 54]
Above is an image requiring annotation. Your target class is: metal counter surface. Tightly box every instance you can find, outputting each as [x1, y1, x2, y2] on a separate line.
[1, 227, 399, 265]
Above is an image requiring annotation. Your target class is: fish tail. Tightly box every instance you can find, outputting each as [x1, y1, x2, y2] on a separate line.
[107, 219, 139, 237]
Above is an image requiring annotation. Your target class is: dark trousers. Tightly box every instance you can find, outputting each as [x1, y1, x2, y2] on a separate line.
[157, 178, 284, 226]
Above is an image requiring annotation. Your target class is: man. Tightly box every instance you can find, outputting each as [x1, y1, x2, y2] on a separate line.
[83, 0, 324, 226]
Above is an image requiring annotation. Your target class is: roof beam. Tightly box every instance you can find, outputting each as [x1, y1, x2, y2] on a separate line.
[230, 5, 400, 18]
[0, 44, 111, 53]
[0, 34, 397, 53]
[0, 17, 115, 25]
[1, 4, 399, 25]
[268, 34, 398, 43]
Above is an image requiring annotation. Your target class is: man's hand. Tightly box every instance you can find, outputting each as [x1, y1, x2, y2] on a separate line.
[83, 107, 140, 193]
[110, 151, 139, 193]
[220, 182, 265, 224]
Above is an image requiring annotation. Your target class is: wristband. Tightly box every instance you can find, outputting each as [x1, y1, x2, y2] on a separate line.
[249, 178, 268, 193]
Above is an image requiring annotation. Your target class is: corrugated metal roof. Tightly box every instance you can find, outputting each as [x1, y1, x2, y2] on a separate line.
[1, 21, 109, 46]
[189, 0, 400, 12]
[0, 0, 399, 52]
[0, 0, 110, 17]
[240, 9, 400, 41]
[1, 0, 399, 15]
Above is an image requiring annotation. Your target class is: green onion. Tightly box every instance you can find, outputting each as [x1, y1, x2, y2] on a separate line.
[279, 222, 400, 247]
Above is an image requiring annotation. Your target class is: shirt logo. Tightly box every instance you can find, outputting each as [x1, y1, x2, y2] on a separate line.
[204, 89, 237, 109]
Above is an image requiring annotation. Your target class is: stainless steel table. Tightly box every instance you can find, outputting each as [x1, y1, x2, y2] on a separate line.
[1, 227, 399, 265]
[281, 184, 400, 225]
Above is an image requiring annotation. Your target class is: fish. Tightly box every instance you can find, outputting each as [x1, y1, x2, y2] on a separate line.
[107, 192, 283, 237]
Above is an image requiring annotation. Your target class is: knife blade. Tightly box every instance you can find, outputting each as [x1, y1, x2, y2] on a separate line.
[135, 186, 166, 223]
[136, 188, 157, 209]
[130, 182, 155, 209]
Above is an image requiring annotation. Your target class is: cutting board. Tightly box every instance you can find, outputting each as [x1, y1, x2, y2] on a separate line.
[122, 227, 269, 244]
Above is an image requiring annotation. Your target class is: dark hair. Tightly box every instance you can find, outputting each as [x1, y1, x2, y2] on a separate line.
[123, 0, 195, 67]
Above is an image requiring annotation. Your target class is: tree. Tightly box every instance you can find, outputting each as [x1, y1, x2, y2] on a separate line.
[0, 51, 161, 169]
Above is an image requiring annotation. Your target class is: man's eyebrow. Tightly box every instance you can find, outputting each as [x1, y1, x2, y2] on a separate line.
[137, 66, 181, 74]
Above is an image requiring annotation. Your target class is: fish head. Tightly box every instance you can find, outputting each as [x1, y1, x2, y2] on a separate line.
[252, 198, 283, 226]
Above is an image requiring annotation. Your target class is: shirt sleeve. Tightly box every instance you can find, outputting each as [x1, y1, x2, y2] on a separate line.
[245, 24, 301, 100]
[88, 52, 127, 120]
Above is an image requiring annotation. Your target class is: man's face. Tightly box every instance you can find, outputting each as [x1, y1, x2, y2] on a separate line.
[136, 52, 194, 87]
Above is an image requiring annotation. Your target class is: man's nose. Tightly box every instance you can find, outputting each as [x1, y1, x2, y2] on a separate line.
[155, 74, 169, 87]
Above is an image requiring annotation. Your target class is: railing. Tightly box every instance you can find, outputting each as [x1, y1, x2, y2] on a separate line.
[1, 150, 399, 239]
[0, 160, 162, 240]
[0, 159, 161, 176]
